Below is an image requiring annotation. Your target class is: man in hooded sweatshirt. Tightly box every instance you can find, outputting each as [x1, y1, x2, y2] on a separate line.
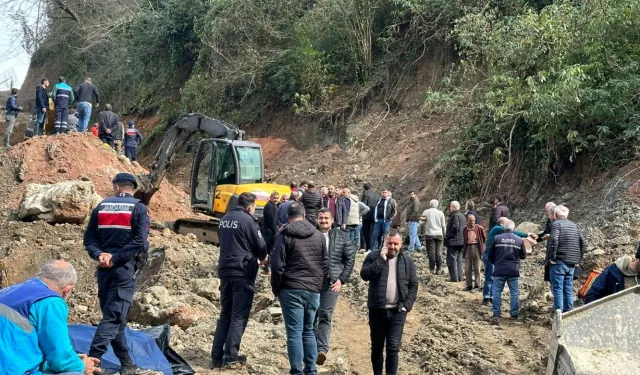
[271, 203, 329, 375]
[584, 254, 640, 303]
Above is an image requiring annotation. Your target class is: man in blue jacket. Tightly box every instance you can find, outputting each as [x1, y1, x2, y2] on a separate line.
[84, 173, 149, 374]
[0, 260, 100, 374]
[124, 121, 143, 161]
[584, 254, 640, 303]
[482, 217, 531, 305]
[488, 220, 527, 324]
[4, 88, 23, 148]
[212, 192, 267, 369]
[52, 76, 75, 134]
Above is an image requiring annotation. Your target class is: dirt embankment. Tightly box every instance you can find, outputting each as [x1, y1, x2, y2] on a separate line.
[0, 132, 194, 222]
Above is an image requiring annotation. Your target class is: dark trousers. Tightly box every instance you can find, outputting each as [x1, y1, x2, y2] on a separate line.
[125, 146, 138, 161]
[424, 235, 443, 272]
[89, 263, 136, 360]
[54, 105, 69, 132]
[446, 245, 464, 282]
[362, 219, 374, 251]
[211, 277, 255, 362]
[99, 134, 115, 149]
[314, 288, 339, 354]
[369, 309, 407, 375]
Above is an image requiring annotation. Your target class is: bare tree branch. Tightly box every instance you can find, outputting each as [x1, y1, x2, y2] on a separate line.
[52, 0, 79, 22]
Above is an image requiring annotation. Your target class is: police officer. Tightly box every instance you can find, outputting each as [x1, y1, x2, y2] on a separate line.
[84, 173, 149, 374]
[124, 120, 144, 161]
[211, 192, 267, 369]
[52, 76, 75, 134]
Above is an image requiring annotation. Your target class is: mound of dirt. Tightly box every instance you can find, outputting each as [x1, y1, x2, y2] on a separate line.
[0, 133, 194, 222]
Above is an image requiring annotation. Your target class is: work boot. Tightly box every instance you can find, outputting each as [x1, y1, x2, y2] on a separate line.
[209, 358, 223, 369]
[119, 356, 152, 375]
[482, 298, 490, 306]
[490, 316, 501, 326]
[465, 286, 473, 291]
[317, 352, 327, 366]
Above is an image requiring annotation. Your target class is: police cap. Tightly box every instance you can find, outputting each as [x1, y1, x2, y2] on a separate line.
[128, 120, 135, 126]
[112, 173, 138, 189]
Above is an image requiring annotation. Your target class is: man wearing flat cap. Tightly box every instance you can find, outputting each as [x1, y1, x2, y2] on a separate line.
[83, 173, 150, 374]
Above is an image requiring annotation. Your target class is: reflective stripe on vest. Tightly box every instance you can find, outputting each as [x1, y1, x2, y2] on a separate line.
[0, 303, 34, 333]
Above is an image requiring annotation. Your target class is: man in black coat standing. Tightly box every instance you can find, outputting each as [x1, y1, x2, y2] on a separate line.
[211, 193, 267, 369]
[261, 191, 280, 271]
[361, 229, 418, 375]
[361, 183, 381, 252]
[445, 201, 466, 282]
[301, 181, 323, 227]
[489, 195, 510, 230]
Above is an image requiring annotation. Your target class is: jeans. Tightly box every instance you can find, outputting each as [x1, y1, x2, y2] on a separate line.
[371, 220, 391, 251]
[4, 114, 15, 147]
[211, 277, 255, 363]
[407, 222, 422, 251]
[76, 101, 92, 132]
[354, 224, 362, 249]
[369, 309, 406, 375]
[446, 246, 464, 282]
[550, 262, 575, 312]
[492, 276, 519, 318]
[425, 235, 443, 272]
[280, 289, 321, 375]
[35, 109, 47, 136]
[314, 288, 339, 354]
[482, 251, 494, 299]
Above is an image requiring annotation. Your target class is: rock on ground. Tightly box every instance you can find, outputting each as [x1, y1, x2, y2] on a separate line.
[18, 180, 102, 224]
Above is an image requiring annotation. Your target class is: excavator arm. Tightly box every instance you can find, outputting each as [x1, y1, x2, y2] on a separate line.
[135, 114, 244, 205]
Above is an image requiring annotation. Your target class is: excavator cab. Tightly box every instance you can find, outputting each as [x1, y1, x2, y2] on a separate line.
[190, 139, 269, 219]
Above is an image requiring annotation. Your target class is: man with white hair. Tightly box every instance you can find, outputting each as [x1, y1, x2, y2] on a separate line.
[421, 199, 446, 274]
[488, 220, 527, 324]
[546, 205, 586, 313]
[0, 260, 100, 374]
[445, 201, 466, 282]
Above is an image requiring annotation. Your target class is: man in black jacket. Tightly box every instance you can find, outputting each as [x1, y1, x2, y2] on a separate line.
[361, 229, 418, 375]
[301, 181, 323, 227]
[98, 104, 120, 149]
[211, 193, 267, 369]
[537, 202, 556, 243]
[361, 183, 381, 251]
[546, 205, 586, 313]
[34, 78, 49, 136]
[445, 201, 466, 282]
[489, 195, 510, 230]
[271, 203, 328, 375]
[370, 190, 397, 253]
[315, 208, 355, 366]
[74, 78, 100, 132]
[261, 191, 279, 272]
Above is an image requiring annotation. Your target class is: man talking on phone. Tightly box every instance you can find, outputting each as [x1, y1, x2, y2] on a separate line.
[360, 229, 418, 375]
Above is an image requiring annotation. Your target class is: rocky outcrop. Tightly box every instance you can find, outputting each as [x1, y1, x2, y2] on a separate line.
[18, 181, 102, 224]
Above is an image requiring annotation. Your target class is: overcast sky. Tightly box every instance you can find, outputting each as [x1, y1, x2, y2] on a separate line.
[0, 1, 40, 90]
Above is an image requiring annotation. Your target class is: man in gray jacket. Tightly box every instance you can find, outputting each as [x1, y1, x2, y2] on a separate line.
[546, 205, 586, 313]
[421, 199, 447, 274]
[314, 208, 356, 366]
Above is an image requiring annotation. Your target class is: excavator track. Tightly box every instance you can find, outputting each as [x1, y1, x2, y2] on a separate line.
[174, 218, 220, 245]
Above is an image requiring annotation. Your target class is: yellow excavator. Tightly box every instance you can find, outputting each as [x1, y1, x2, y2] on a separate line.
[135, 114, 290, 243]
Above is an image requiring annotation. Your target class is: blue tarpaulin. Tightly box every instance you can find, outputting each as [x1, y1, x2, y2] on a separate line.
[68, 325, 173, 375]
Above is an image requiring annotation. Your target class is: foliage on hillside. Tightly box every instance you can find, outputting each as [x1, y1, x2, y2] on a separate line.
[430, 0, 640, 198]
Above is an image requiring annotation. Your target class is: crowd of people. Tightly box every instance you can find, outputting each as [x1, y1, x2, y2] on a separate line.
[2, 78, 143, 162]
[2, 171, 639, 375]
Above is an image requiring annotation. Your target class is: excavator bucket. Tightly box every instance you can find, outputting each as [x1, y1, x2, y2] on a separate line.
[546, 285, 640, 375]
[133, 174, 157, 206]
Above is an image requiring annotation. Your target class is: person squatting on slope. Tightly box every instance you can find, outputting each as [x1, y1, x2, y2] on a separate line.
[83, 173, 150, 374]
[0, 260, 101, 375]
[124, 121, 144, 161]
[211, 192, 267, 369]
[584, 253, 640, 303]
